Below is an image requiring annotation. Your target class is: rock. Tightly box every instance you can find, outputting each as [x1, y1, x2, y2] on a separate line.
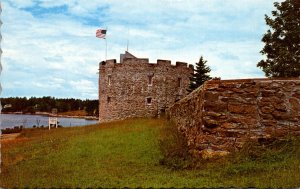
[200, 149, 230, 159]
[204, 111, 222, 117]
[262, 120, 277, 127]
[228, 104, 256, 114]
[261, 106, 274, 114]
[274, 103, 287, 111]
[272, 110, 296, 120]
[221, 122, 237, 129]
[292, 93, 300, 99]
[289, 98, 300, 111]
[204, 101, 227, 112]
[205, 83, 220, 90]
[203, 118, 219, 128]
[261, 90, 276, 97]
[204, 92, 219, 101]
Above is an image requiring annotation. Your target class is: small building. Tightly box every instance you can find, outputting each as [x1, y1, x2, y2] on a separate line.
[98, 51, 194, 123]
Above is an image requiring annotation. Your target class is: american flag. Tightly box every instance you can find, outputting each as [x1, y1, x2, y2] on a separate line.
[96, 29, 106, 39]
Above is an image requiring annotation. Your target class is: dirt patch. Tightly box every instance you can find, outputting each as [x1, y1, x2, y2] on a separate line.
[1, 133, 21, 142]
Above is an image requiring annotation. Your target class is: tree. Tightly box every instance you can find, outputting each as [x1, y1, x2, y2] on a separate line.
[188, 56, 212, 92]
[257, 0, 300, 77]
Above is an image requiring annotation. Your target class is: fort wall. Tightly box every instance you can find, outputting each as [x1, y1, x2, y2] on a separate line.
[167, 78, 300, 157]
[99, 57, 194, 123]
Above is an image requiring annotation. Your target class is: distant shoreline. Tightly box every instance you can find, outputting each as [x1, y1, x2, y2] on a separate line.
[1, 112, 98, 120]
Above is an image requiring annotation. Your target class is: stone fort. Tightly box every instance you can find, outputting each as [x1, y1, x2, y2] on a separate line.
[98, 52, 300, 157]
[98, 51, 194, 123]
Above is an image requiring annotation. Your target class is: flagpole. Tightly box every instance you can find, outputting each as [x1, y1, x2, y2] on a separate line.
[105, 38, 107, 60]
[0, 1, 2, 174]
[105, 27, 107, 60]
[127, 28, 129, 52]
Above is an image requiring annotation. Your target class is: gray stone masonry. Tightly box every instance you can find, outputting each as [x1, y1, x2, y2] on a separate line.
[167, 78, 300, 158]
[99, 53, 194, 123]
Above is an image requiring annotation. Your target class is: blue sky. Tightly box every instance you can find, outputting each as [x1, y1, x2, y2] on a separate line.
[1, 0, 282, 99]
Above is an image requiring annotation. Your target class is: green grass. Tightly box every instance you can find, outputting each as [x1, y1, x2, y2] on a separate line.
[1, 118, 300, 188]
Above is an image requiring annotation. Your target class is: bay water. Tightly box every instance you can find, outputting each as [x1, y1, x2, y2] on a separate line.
[0, 114, 98, 129]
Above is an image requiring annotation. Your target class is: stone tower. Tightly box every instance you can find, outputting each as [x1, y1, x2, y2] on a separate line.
[98, 51, 193, 123]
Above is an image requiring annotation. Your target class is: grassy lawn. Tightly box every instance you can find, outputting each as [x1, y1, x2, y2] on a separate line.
[59, 110, 88, 116]
[1, 118, 299, 188]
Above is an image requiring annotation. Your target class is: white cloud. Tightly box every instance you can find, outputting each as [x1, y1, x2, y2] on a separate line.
[38, 0, 67, 8]
[4, 0, 35, 8]
[69, 79, 97, 99]
[1, 0, 282, 98]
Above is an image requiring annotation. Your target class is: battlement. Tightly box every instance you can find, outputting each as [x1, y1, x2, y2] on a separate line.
[99, 59, 117, 67]
[106, 59, 117, 64]
[175, 61, 188, 68]
[157, 59, 171, 66]
[100, 56, 192, 70]
[123, 58, 149, 64]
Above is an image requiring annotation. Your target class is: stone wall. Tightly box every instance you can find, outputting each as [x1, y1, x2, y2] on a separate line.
[167, 78, 300, 157]
[99, 57, 193, 123]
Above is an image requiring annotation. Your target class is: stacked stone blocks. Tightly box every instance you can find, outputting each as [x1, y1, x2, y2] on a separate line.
[99, 57, 194, 123]
[167, 78, 300, 157]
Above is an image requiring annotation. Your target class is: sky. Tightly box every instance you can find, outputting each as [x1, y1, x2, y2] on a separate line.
[0, 0, 282, 99]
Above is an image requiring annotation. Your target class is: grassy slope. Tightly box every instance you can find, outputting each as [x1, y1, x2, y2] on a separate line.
[1, 118, 300, 188]
[58, 110, 87, 116]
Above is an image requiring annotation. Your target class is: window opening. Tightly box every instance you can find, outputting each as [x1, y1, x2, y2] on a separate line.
[108, 75, 111, 86]
[177, 78, 182, 87]
[146, 97, 152, 105]
[148, 75, 153, 86]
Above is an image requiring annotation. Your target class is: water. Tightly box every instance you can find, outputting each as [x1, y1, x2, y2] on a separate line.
[0, 114, 98, 129]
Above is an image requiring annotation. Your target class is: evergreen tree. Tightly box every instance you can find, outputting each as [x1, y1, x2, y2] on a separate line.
[257, 0, 300, 77]
[188, 56, 212, 92]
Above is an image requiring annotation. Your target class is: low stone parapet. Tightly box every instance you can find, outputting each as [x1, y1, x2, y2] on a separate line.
[167, 78, 300, 158]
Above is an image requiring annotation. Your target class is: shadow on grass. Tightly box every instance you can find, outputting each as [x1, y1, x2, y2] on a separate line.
[159, 120, 300, 178]
[158, 121, 194, 169]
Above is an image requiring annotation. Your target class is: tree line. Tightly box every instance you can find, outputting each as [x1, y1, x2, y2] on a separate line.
[0, 96, 98, 116]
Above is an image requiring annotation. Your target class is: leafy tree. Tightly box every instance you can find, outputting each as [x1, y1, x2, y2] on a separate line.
[188, 56, 212, 92]
[257, 0, 300, 77]
[85, 100, 99, 116]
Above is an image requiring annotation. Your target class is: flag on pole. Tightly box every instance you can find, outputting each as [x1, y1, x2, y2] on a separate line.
[96, 29, 106, 39]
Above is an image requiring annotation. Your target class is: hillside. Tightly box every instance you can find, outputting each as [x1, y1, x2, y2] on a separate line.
[1, 118, 299, 188]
